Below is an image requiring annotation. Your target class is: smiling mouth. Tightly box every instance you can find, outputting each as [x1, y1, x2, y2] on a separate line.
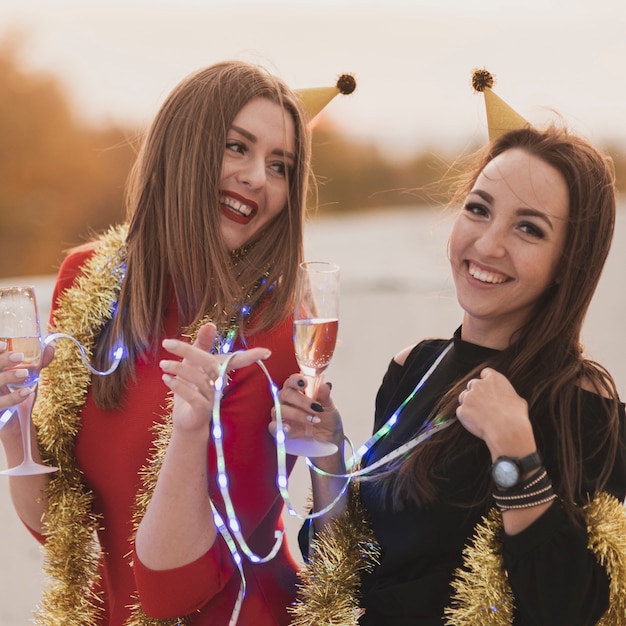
[468, 262, 508, 284]
[220, 193, 257, 223]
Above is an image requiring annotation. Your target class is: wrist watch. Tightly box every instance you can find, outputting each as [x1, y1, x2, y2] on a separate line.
[491, 451, 542, 489]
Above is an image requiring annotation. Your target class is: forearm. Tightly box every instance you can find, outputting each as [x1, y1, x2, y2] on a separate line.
[482, 399, 545, 536]
[1, 423, 48, 533]
[488, 442, 552, 536]
[310, 444, 348, 533]
[8, 478, 49, 534]
[135, 428, 216, 570]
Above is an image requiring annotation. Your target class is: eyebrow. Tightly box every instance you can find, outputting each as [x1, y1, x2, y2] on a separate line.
[230, 124, 296, 163]
[468, 189, 556, 230]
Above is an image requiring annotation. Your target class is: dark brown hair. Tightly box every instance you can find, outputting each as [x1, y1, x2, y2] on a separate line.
[91, 61, 311, 407]
[389, 126, 619, 522]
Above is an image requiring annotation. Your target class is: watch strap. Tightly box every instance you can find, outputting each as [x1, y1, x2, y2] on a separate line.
[517, 451, 542, 475]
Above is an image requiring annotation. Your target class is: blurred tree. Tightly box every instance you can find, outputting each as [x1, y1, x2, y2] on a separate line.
[310, 121, 455, 213]
[0, 35, 135, 279]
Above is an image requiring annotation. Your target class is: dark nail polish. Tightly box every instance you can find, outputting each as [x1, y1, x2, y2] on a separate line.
[326, 381, 333, 390]
[297, 379, 306, 388]
[310, 402, 324, 413]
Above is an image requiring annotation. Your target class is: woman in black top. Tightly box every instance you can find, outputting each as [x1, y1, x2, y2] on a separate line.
[277, 125, 626, 626]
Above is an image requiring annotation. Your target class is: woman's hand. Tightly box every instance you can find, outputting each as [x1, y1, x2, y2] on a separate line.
[456, 367, 536, 459]
[270, 374, 344, 450]
[160, 323, 270, 435]
[272, 374, 347, 526]
[0, 341, 54, 419]
[0, 342, 55, 536]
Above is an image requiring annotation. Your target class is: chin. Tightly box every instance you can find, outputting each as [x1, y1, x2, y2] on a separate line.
[220, 223, 252, 251]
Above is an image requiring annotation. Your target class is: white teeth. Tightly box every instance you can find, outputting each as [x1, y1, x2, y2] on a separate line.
[220, 194, 253, 217]
[469, 265, 507, 284]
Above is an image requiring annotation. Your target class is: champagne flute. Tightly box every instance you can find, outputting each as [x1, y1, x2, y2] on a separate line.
[0, 286, 58, 475]
[284, 262, 340, 457]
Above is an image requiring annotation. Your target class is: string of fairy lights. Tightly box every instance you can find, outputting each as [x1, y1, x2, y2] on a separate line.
[0, 320, 454, 626]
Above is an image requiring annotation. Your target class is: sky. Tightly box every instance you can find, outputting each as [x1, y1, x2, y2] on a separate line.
[1, 0, 626, 155]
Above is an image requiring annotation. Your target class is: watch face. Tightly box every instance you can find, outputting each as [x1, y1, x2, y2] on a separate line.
[492, 458, 520, 488]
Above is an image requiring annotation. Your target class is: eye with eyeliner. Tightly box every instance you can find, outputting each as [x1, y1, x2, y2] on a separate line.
[225, 139, 246, 155]
[517, 221, 546, 239]
[464, 202, 489, 218]
[225, 136, 293, 178]
[269, 160, 287, 177]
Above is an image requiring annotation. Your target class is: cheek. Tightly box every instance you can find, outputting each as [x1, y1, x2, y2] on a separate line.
[219, 162, 232, 183]
[447, 221, 465, 265]
[268, 185, 289, 217]
[542, 255, 564, 289]
[521, 254, 558, 296]
[530, 236, 566, 287]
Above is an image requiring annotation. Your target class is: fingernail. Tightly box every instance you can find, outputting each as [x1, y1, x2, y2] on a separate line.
[9, 352, 24, 362]
[14, 369, 29, 379]
[0, 341, 6, 351]
[282, 423, 291, 433]
[310, 402, 324, 413]
[310, 415, 321, 424]
[263, 350, 272, 360]
[297, 379, 306, 388]
[326, 381, 333, 390]
[19, 388, 34, 397]
[162, 373, 173, 384]
[159, 360, 171, 371]
[162, 339, 177, 349]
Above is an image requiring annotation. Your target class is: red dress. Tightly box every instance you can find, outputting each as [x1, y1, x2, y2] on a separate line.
[46, 247, 299, 625]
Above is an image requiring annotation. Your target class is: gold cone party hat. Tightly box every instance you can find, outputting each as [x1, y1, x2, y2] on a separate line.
[295, 74, 356, 124]
[471, 69, 528, 141]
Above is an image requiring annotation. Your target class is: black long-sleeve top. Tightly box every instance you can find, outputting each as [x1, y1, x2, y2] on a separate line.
[354, 331, 626, 626]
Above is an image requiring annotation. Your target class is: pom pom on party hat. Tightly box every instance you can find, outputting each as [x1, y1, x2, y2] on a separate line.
[472, 68, 528, 141]
[296, 74, 356, 123]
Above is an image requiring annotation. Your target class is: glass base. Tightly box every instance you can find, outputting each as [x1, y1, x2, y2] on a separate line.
[283, 437, 338, 458]
[0, 463, 58, 476]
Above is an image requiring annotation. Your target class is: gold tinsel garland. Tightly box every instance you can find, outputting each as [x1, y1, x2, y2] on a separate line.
[33, 225, 186, 625]
[586, 492, 626, 626]
[445, 492, 626, 626]
[288, 482, 381, 626]
[33, 224, 128, 625]
[444, 508, 514, 626]
[293, 488, 626, 625]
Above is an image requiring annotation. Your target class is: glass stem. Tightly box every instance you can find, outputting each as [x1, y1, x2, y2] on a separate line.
[17, 395, 35, 465]
[304, 375, 322, 438]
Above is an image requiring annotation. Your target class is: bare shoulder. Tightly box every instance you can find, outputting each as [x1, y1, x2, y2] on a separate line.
[578, 374, 613, 399]
[393, 344, 418, 367]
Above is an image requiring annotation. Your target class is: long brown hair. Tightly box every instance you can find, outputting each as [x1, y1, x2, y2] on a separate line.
[389, 126, 619, 521]
[91, 61, 311, 407]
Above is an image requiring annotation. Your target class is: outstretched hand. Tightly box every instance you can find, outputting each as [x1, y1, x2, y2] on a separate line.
[160, 323, 270, 435]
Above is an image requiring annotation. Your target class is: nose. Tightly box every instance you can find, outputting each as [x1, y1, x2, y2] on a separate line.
[474, 224, 507, 258]
[236, 156, 266, 189]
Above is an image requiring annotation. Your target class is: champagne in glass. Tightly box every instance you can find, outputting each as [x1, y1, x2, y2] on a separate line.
[1, 336, 42, 390]
[0, 286, 57, 475]
[293, 318, 339, 379]
[284, 262, 340, 457]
